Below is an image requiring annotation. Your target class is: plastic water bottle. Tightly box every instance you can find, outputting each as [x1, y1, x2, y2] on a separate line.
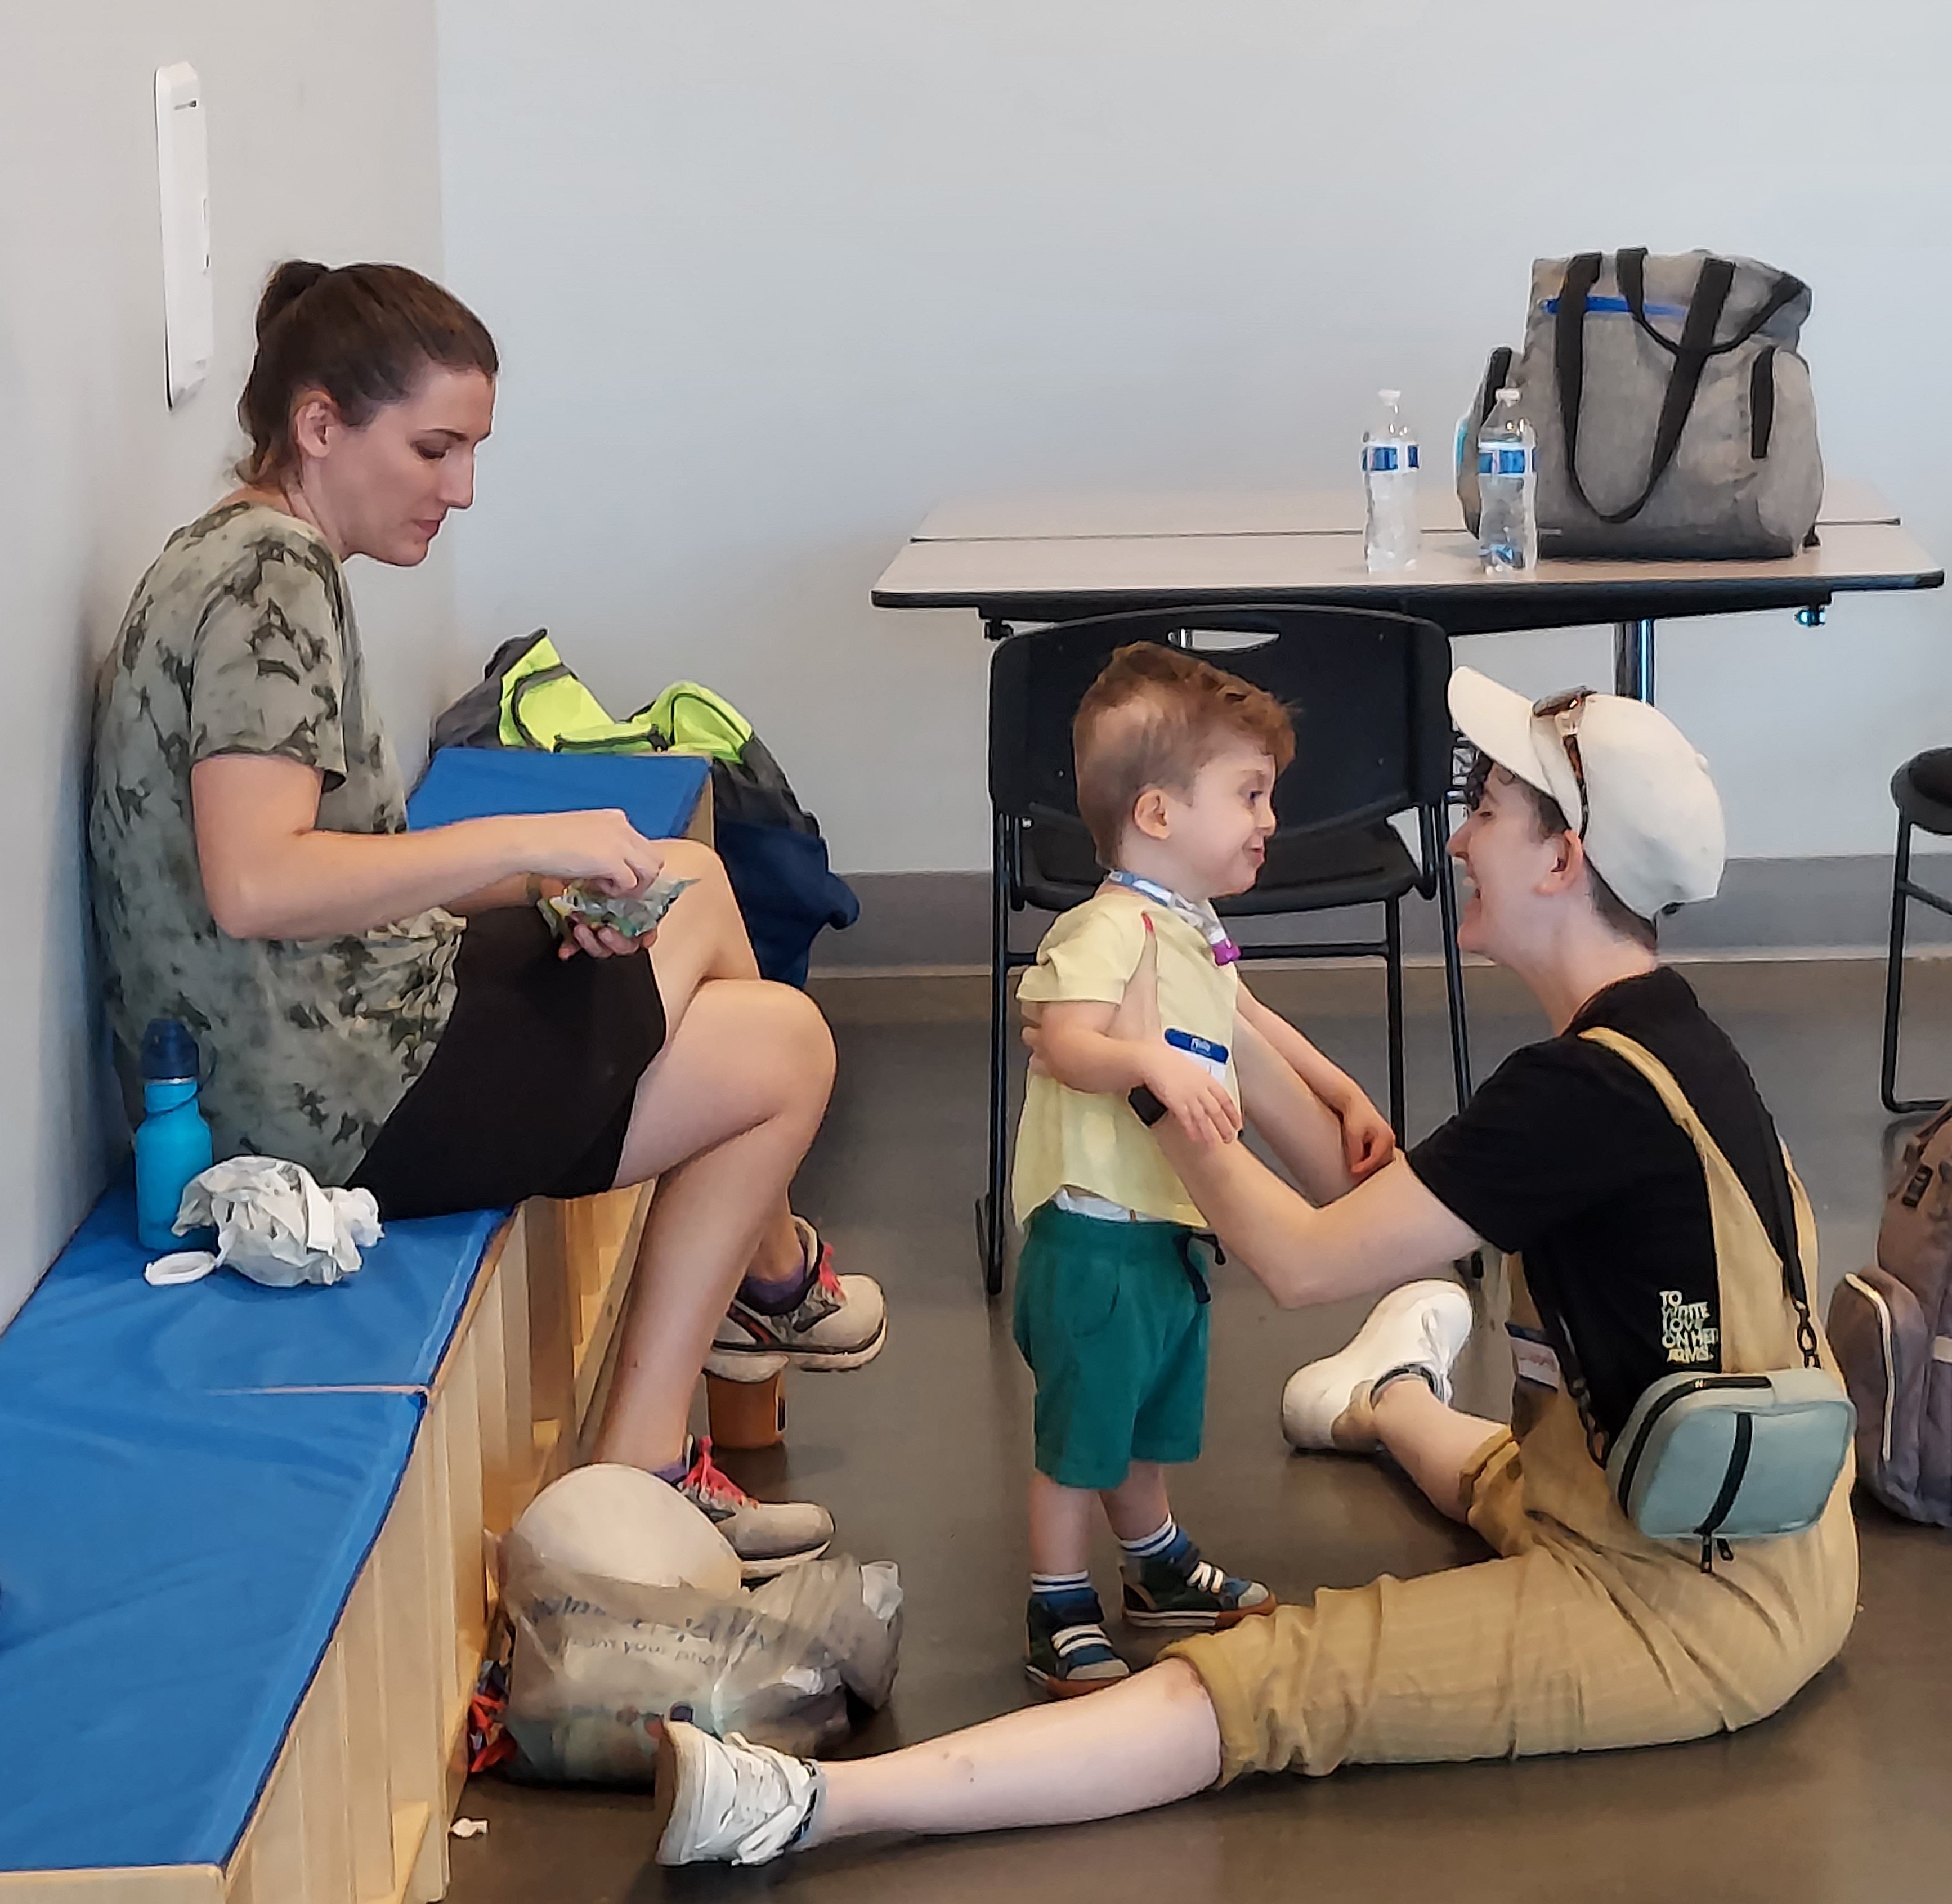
[135, 1018, 214, 1252]
[1361, 389, 1421, 573]
[1476, 387, 1538, 572]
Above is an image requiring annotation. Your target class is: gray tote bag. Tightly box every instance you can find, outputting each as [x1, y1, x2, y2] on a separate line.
[1459, 248, 1823, 559]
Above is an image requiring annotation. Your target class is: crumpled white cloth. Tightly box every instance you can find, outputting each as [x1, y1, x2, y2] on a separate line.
[144, 1156, 383, 1288]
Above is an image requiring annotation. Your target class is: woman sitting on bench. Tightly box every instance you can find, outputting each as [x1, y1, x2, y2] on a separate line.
[87, 261, 880, 1578]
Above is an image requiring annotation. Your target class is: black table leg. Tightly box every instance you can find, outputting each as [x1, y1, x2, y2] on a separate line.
[1614, 618, 1656, 701]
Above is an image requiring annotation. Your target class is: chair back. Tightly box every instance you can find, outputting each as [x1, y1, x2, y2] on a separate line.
[988, 605, 1452, 892]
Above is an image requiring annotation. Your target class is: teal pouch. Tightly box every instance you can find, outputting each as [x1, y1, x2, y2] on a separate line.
[1606, 1367, 1854, 1561]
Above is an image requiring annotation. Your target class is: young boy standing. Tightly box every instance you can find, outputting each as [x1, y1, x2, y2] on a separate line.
[1013, 643, 1395, 1695]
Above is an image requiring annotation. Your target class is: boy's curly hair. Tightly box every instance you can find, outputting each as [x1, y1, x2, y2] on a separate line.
[1072, 643, 1296, 862]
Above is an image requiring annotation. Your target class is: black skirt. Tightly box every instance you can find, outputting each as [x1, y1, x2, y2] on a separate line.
[350, 907, 665, 1220]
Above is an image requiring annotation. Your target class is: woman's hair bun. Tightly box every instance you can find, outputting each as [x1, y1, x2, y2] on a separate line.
[255, 260, 330, 338]
[235, 260, 498, 487]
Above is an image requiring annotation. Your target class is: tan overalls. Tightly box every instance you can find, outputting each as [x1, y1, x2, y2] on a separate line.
[1169, 1031, 1859, 1784]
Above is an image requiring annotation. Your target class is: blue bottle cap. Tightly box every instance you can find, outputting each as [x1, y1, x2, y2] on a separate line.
[140, 1018, 202, 1083]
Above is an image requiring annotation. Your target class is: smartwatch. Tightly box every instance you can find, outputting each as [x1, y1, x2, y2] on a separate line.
[1128, 1085, 1168, 1128]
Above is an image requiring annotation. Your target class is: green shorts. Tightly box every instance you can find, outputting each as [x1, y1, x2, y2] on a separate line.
[1012, 1202, 1211, 1491]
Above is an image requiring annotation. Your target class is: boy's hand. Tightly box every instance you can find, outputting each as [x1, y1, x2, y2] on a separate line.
[1338, 1091, 1396, 1182]
[1138, 1043, 1242, 1148]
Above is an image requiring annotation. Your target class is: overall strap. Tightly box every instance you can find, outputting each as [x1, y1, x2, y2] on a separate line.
[1578, 1028, 1821, 1369]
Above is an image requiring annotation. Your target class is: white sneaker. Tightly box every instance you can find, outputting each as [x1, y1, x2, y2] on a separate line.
[1281, 1280, 1474, 1451]
[652, 1719, 823, 1866]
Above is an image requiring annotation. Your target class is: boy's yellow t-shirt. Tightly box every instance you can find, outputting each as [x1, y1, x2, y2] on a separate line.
[1012, 886, 1240, 1227]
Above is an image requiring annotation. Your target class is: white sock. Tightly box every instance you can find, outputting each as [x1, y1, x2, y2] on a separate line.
[1118, 1515, 1182, 1565]
[1029, 1569, 1093, 1604]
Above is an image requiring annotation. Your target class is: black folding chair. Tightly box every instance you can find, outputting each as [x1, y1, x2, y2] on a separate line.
[979, 604, 1472, 1294]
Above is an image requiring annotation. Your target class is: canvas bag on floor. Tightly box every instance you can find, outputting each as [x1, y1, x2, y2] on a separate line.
[1458, 249, 1823, 559]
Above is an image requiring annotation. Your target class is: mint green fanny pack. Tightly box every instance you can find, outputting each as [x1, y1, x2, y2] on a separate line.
[1605, 1366, 1853, 1563]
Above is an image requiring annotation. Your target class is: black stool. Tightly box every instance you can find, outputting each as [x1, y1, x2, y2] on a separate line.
[1881, 747, 1952, 1113]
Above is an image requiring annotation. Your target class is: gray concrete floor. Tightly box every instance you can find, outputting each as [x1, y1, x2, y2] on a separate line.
[447, 958, 1952, 1904]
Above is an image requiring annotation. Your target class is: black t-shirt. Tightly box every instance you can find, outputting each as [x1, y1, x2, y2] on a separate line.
[1408, 967, 1796, 1444]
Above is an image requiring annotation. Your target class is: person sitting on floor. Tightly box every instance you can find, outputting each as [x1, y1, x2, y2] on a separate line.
[87, 260, 883, 1578]
[1010, 644, 1394, 1693]
[645, 669, 1857, 1866]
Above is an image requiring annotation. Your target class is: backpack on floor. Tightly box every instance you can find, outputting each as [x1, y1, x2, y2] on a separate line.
[1827, 1103, 1952, 1526]
[1457, 248, 1823, 559]
[431, 631, 858, 987]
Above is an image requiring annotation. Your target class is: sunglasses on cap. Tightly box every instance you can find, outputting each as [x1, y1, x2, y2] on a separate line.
[1532, 688, 1594, 839]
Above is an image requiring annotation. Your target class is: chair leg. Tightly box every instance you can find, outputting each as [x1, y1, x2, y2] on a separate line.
[983, 815, 1011, 1296]
[1881, 816, 1936, 1116]
[1432, 805, 1474, 1106]
[1384, 897, 1406, 1143]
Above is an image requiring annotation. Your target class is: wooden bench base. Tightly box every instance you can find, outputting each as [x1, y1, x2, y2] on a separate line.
[0, 1185, 655, 1904]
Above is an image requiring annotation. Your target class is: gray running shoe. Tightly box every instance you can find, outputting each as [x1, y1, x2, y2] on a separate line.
[674, 1437, 832, 1581]
[708, 1220, 888, 1376]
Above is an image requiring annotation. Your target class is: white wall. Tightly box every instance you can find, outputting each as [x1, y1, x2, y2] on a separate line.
[438, 0, 1952, 877]
[0, 4, 453, 1330]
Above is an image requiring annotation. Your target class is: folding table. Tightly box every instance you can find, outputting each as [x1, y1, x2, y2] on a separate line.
[873, 478, 1941, 700]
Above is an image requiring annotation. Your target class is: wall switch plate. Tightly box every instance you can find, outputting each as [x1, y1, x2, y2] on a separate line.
[154, 62, 212, 409]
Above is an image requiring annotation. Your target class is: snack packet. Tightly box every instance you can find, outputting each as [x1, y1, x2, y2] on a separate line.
[540, 873, 696, 942]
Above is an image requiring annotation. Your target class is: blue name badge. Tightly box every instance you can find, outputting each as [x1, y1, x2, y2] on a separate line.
[1165, 1027, 1230, 1085]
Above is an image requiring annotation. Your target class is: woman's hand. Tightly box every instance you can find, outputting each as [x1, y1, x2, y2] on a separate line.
[1115, 917, 1239, 1148]
[558, 919, 657, 963]
[517, 812, 665, 958]
[1108, 916, 1167, 1046]
[518, 809, 664, 896]
[1136, 1043, 1242, 1148]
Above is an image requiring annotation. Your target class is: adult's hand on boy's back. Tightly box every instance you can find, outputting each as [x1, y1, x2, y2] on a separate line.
[1109, 913, 1167, 1045]
[1114, 916, 1239, 1148]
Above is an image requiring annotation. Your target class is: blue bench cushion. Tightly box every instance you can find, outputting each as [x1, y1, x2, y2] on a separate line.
[0, 1182, 507, 1403]
[0, 1387, 422, 1871]
[408, 746, 709, 839]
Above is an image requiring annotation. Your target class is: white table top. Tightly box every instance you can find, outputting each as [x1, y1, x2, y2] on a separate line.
[873, 516, 1942, 613]
[910, 476, 1900, 544]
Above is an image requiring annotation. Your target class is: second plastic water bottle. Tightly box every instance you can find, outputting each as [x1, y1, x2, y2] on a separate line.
[1361, 390, 1421, 574]
[135, 1018, 214, 1253]
[1476, 387, 1538, 573]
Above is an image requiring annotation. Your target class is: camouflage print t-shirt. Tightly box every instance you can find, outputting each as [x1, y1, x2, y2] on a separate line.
[88, 501, 461, 1184]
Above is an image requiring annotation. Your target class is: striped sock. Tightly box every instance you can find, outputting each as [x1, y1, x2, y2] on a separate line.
[1119, 1516, 1189, 1572]
[1029, 1569, 1094, 1607]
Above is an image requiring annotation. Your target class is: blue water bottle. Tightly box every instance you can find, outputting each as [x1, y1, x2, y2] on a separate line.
[135, 1018, 214, 1253]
